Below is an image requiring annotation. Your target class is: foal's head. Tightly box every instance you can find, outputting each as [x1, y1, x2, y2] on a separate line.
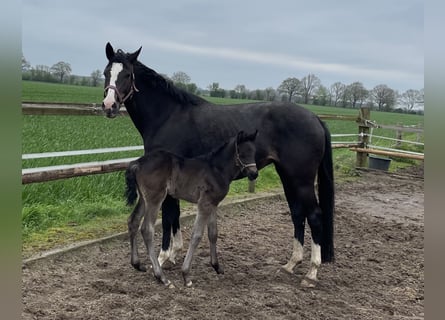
[234, 130, 259, 181]
[102, 42, 141, 118]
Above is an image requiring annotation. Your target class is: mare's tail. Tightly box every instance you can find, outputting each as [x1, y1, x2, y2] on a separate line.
[317, 119, 335, 263]
[125, 161, 139, 206]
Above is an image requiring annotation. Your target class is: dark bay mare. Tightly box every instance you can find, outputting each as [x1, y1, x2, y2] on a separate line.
[125, 131, 258, 286]
[102, 42, 335, 287]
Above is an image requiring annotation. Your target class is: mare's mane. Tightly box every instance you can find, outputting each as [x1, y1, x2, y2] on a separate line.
[112, 50, 207, 106]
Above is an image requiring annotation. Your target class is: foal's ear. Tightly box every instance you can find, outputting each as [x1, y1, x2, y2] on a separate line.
[250, 129, 259, 140]
[236, 130, 246, 143]
[128, 46, 142, 63]
[105, 42, 115, 61]
[236, 129, 258, 143]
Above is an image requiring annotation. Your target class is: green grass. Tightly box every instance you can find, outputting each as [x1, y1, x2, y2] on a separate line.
[23, 81, 104, 104]
[22, 81, 424, 257]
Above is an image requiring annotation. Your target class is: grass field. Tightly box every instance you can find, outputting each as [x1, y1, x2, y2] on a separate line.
[22, 81, 424, 256]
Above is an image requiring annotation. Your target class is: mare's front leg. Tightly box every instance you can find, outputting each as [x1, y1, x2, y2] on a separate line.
[181, 201, 213, 287]
[158, 195, 183, 266]
[140, 192, 171, 286]
[128, 200, 146, 271]
[208, 207, 224, 274]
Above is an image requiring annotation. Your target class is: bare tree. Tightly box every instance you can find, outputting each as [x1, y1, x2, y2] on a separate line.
[371, 84, 397, 111]
[399, 89, 423, 111]
[347, 82, 368, 108]
[171, 71, 191, 85]
[22, 55, 31, 72]
[278, 77, 301, 102]
[264, 87, 277, 101]
[330, 82, 346, 107]
[300, 74, 321, 104]
[51, 61, 72, 83]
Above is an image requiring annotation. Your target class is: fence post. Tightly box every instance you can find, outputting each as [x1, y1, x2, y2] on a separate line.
[396, 122, 403, 147]
[248, 179, 256, 193]
[356, 107, 371, 167]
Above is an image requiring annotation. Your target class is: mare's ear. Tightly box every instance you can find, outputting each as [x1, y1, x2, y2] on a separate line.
[106, 42, 115, 61]
[129, 46, 142, 63]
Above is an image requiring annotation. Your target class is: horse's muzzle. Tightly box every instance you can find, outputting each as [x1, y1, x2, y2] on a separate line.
[102, 102, 120, 118]
[246, 168, 259, 181]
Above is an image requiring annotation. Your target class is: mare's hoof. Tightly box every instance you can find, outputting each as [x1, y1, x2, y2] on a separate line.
[132, 262, 147, 272]
[300, 277, 317, 288]
[281, 264, 294, 274]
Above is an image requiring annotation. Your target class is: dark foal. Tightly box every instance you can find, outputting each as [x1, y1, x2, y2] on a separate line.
[125, 130, 258, 286]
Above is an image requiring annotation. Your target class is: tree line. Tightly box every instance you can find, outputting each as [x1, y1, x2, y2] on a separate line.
[22, 56, 103, 87]
[22, 55, 423, 114]
[168, 71, 423, 114]
[205, 75, 424, 114]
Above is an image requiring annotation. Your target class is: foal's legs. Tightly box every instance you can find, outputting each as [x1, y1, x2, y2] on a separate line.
[128, 200, 146, 271]
[140, 191, 170, 286]
[208, 207, 224, 275]
[181, 200, 215, 287]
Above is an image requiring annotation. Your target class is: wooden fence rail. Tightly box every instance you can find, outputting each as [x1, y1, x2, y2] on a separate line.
[22, 158, 137, 184]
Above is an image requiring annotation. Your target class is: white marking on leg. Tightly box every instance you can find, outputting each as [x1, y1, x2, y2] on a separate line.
[282, 238, 303, 273]
[158, 249, 170, 267]
[103, 63, 123, 109]
[169, 229, 183, 263]
[301, 240, 321, 287]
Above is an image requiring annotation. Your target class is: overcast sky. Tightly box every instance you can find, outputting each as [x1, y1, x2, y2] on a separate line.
[22, 0, 423, 93]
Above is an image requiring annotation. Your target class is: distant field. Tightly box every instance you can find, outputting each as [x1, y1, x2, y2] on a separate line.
[21, 81, 424, 256]
[23, 81, 104, 104]
[22, 80, 261, 105]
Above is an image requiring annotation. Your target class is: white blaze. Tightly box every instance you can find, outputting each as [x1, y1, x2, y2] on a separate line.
[102, 63, 123, 109]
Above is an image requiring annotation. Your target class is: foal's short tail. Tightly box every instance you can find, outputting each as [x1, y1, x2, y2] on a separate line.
[318, 120, 335, 263]
[125, 161, 139, 206]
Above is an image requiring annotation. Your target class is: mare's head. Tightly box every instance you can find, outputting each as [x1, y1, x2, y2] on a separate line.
[234, 130, 259, 181]
[102, 42, 141, 118]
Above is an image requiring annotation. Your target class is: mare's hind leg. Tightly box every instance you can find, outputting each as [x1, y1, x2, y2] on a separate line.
[181, 201, 214, 287]
[140, 192, 171, 286]
[128, 200, 146, 271]
[158, 196, 183, 266]
[281, 195, 305, 274]
[301, 206, 323, 288]
[277, 167, 322, 287]
[287, 185, 322, 288]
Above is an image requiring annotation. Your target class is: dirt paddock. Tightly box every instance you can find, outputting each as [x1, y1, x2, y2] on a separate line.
[22, 168, 424, 320]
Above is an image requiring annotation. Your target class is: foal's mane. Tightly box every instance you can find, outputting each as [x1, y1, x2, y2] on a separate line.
[113, 50, 207, 106]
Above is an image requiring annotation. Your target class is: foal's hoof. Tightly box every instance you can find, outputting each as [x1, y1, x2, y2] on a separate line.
[212, 263, 224, 275]
[184, 280, 193, 287]
[300, 277, 317, 288]
[162, 279, 172, 287]
[132, 262, 147, 272]
[183, 273, 193, 287]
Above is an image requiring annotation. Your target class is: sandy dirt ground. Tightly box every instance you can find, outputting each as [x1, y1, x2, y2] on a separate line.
[22, 167, 424, 320]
